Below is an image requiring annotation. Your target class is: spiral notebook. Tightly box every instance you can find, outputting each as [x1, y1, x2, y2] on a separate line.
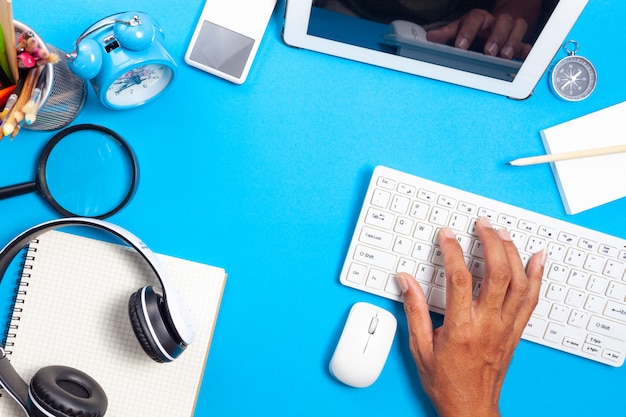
[0, 230, 227, 417]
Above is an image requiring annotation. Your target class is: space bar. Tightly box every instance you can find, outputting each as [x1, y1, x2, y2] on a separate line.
[353, 245, 397, 270]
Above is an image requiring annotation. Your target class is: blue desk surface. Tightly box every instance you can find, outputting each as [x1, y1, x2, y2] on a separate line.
[2, 1, 625, 416]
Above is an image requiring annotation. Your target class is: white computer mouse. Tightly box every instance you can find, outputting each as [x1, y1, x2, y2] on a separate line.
[389, 20, 428, 43]
[329, 302, 397, 388]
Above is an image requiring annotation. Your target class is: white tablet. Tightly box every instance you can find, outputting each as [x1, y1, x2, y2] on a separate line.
[283, 0, 589, 99]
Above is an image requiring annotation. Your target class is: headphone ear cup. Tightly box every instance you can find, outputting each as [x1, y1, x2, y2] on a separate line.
[29, 365, 107, 417]
[128, 286, 186, 363]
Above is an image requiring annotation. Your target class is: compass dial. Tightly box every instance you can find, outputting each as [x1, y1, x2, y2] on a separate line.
[551, 55, 597, 101]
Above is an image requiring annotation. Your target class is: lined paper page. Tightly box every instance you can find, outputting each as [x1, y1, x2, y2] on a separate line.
[0, 230, 226, 416]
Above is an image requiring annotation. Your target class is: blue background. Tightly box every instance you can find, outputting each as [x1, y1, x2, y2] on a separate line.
[2, 1, 626, 416]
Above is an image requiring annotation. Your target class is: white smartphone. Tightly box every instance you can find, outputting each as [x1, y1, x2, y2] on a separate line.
[185, 0, 277, 84]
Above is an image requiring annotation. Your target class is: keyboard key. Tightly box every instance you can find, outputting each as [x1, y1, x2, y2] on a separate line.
[397, 183, 416, 197]
[415, 263, 435, 283]
[385, 274, 401, 296]
[359, 226, 393, 249]
[565, 289, 585, 308]
[525, 316, 547, 338]
[394, 217, 414, 235]
[409, 201, 429, 219]
[417, 188, 434, 201]
[438, 195, 456, 208]
[428, 287, 446, 310]
[353, 245, 396, 270]
[366, 269, 387, 290]
[413, 223, 434, 242]
[584, 294, 606, 314]
[565, 248, 585, 267]
[448, 213, 469, 232]
[393, 237, 413, 255]
[604, 300, 626, 323]
[544, 322, 565, 343]
[365, 208, 394, 229]
[376, 176, 395, 190]
[390, 195, 410, 214]
[579, 238, 598, 251]
[567, 269, 589, 288]
[606, 281, 626, 301]
[396, 258, 416, 275]
[412, 243, 432, 261]
[567, 310, 589, 328]
[603, 260, 625, 280]
[587, 316, 626, 341]
[547, 263, 568, 282]
[584, 254, 604, 273]
[371, 189, 391, 207]
[546, 283, 566, 302]
[346, 263, 367, 284]
[538, 225, 557, 238]
[429, 207, 449, 226]
[457, 201, 476, 215]
[518, 219, 537, 233]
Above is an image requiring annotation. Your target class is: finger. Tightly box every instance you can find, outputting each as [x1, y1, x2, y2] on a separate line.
[498, 228, 533, 321]
[483, 14, 517, 56]
[473, 217, 511, 310]
[396, 272, 434, 358]
[426, 21, 460, 45]
[498, 18, 529, 59]
[438, 228, 473, 320]
[512, 250, 547, 338]
[455, 10, 493, 50]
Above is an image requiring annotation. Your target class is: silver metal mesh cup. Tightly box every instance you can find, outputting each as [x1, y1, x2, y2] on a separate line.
[14, 21, 87, 131]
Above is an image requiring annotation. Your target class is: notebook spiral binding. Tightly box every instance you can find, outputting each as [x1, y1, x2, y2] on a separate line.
[1, 242, 38, 356]
[0, 242, 37, 400]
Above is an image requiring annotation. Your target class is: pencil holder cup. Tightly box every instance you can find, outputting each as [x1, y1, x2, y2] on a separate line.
[14, 21, 87, 131]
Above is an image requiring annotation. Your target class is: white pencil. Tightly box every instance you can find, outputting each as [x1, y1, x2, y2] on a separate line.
[508, 144, 626, 166]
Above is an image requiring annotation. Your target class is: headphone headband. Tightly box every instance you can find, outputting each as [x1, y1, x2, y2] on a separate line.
[0, 218, 195, 346]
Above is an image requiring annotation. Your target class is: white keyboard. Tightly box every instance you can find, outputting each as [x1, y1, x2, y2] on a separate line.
[340, 166, 626, 366]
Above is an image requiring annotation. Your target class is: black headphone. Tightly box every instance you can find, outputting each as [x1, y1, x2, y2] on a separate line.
[0, 218, 196, 417]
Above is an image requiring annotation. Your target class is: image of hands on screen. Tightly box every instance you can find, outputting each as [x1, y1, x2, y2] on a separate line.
[315, 0, 554, 61]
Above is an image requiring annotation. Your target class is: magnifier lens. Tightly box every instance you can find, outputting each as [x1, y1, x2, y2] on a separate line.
[43, 129, 136, 217]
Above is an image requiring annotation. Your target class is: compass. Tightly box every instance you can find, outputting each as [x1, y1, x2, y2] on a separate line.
[550, 40, 597, 102]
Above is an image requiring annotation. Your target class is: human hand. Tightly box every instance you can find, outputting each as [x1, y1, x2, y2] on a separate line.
[395, 217, 546, 417]
[426, 9, 532, 60]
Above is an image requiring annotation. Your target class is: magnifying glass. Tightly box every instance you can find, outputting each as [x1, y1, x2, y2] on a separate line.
[0, 124, 138, 219]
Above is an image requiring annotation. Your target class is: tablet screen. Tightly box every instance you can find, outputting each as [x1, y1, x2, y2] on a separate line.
[283, 0, 589, 98]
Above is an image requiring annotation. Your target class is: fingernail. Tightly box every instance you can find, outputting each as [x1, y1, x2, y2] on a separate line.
[441, 227, 456, 240]
[539, 249, 548, 267]
[395, 273, 409, 293]
[501, 45, 514, 59]
[486, 42, 499, 56]
[478, 217, 493, 228]
[457, 36, 470, 49]
[497, 228, 512, 241]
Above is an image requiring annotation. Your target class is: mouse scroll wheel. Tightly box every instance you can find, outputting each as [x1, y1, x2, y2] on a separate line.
[368, 317, 379, 334]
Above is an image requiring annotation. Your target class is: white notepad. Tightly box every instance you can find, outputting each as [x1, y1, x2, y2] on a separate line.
[0, 230, 227, 417]
[540, 101, 626, 214]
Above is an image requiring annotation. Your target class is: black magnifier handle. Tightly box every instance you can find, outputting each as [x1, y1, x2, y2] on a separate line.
[0, 181, 38, 199]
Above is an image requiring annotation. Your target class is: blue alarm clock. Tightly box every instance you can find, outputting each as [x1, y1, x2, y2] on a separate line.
[66, 12, 176, 110]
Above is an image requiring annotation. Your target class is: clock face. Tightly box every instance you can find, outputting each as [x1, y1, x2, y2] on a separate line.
[551, 55, 597, 101]
[105, 64, 173, 107]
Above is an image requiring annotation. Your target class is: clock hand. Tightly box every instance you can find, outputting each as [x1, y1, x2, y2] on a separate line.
[113, 76, 148, 94]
